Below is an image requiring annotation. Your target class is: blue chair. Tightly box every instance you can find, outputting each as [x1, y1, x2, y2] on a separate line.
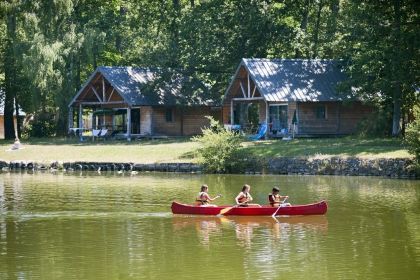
[249, 123, 267, 140]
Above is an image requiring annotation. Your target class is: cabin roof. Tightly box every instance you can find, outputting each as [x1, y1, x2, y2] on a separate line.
[226, 58, 349, 102]
[70, 66, 216, 107]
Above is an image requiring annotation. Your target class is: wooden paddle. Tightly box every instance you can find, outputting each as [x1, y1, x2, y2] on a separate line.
[217, 202, 245, 216]
[271, 198, 289, 218]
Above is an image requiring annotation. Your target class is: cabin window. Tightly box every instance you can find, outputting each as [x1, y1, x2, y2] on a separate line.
[269, 105, 288, 133]
[315, 105, 327, 119]
[165, 108, 174, 122]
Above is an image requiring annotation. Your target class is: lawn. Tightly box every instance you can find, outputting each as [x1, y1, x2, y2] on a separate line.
[0, 137, 199, 163]
[0, 136, 411, 163]
[244, 137, 411, 159]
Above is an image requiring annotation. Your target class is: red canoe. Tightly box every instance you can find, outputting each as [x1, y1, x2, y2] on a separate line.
[171, 200, 327, 216]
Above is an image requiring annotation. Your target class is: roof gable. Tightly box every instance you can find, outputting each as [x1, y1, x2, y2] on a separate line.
[226, 59, 349, 102]
[69, 67, 216, 107]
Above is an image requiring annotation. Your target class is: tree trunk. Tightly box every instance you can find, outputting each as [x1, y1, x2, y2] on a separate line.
[325, 0, 339, 58]
[391, 0, 402, 136]
[312, 0, 324, 58]
[14, 97, 21, 138]
[4, 5, 17, 139]
[170, 0, 181, 67]
[295, 0, 311, 58]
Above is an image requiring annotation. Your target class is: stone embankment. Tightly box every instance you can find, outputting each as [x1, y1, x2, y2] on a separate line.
[0, 160, 202, 173]
[0, 158, 417, 178]
[265, 157, 417, 178]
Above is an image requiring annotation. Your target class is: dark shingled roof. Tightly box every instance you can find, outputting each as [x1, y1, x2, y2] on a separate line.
[70, 66, 216, 107]
[229, 58, 348, 102]
[98, 66, 155, 105]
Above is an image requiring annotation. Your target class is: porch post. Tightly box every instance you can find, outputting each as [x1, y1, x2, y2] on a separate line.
[127, 107, 131, 141]
[78, 104, 83, 140]
[68, 107, 73, 130]
[265, 100, 269, 138]
[78, 104, 83, 129]
[230, 99, 234, 125]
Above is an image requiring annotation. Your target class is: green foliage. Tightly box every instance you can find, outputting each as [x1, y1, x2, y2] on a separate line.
[193, 116, 244, 173]
[405, 105, 420, 164]
[356, 107, 392, 137]
[25, 111, 57, 138]
[0, 0, 418, 139]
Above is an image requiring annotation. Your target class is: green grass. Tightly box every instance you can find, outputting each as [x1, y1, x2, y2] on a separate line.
[244, 137, 411, 159]
[0, 137, 199, 163]
[0, 136, 411, 163]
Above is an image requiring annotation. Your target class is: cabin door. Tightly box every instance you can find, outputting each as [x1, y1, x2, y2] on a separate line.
[130, 108, 141, 134]
[269, 105, 288, 134]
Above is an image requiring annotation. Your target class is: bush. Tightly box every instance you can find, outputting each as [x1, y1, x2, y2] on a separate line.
[356, 108, 392, 137]
[193, 116, 244, 173]
[405, 105, 420, 164]
[25, 112, 57, 137]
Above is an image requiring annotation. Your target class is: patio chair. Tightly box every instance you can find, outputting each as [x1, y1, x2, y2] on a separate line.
[92, 129, 101, 141]
[98, 129, 108, 140]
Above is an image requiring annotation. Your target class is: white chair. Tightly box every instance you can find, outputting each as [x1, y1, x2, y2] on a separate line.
[99, 129, 108, 140]
[92, 129, 101, 141]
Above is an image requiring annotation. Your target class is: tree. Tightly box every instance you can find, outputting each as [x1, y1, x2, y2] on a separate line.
[340, 0, 419, 136]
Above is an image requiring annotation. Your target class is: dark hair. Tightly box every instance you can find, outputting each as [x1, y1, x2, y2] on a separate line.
[200, 184, 208, 192]
[272, 187, 280, 192]
[242, 184, 250, 192]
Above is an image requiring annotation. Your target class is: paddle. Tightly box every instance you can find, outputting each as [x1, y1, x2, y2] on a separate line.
[271, 197, 289, 218]
[217, 202, 245, 216]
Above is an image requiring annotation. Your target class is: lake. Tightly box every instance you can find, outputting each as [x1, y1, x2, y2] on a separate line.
[0, 172, 419, 279]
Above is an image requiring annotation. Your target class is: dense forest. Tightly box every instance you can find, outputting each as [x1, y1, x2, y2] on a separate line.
[0, 0, 418, 139]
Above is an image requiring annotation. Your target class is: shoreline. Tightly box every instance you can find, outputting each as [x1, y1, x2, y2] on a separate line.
[0, 157, 417, 179]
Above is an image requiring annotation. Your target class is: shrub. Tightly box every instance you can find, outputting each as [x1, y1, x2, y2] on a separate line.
[405, 105, 420, 164]
[25, 112, 57, 137]
[193, 116, 243, 173]
[356, 108, 392, 137]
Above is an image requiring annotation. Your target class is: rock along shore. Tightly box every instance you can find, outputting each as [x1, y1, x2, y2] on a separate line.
[0, 157, 417, 179]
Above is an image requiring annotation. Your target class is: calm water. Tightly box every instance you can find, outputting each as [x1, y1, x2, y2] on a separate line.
[0, 172, 419, 280]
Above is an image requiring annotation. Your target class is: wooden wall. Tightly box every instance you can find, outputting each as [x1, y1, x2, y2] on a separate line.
[140, 106, 152, 135]
[152, 106, 221, 136]
[296, 101, 373, 135]
[0, 116, 3, 138]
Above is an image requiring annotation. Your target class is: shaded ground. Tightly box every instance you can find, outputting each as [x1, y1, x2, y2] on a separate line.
[0, 136, 411, 163]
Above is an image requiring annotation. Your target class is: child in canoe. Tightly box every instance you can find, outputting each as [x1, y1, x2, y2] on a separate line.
[268, 187, 291, 207]
[195, 184, 221, 207]
[235, 184, 260, 207]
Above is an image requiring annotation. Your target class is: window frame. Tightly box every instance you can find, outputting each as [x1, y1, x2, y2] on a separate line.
[315, 105, 327, 120]
[165, 107, 174, 122]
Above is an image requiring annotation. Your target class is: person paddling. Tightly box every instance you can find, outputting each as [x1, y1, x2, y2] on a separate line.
[268, 187, 291, 207]
[235, 184, 260, 207]
[195, 184, 220, 207]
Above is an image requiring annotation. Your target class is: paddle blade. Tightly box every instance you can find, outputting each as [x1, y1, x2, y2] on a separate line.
[218, 206, 233, 216]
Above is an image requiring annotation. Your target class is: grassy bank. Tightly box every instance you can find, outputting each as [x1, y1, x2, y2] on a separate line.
[0, 136, 411, 163]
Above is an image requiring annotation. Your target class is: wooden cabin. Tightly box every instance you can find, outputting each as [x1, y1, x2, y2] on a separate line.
[223, 59, 374, 137]
[68, 67, 220, 139]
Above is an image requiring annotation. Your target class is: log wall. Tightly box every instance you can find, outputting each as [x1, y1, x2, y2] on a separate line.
[296, 101, 373, 135]
[140, 106, 153, 135]
[152, 106, 221, 136]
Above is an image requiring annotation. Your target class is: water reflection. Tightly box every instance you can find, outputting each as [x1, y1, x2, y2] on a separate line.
[0, 172, 419, 280]
[172, 215, 328, 248]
